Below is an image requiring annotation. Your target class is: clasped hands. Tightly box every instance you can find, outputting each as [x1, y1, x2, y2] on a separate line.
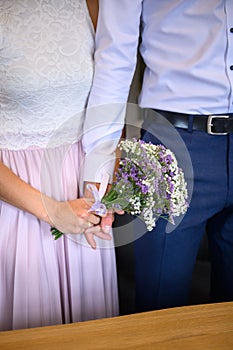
[81, 180, 124, 249]
[56, 198, 123, 249]
[45, 183, 123, 249]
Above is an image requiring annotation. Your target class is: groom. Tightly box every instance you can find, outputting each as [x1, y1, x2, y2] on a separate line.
[83, 0, 233, 312]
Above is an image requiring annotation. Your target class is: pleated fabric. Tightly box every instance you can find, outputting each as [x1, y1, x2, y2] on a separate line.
[0, 142, 119, 331]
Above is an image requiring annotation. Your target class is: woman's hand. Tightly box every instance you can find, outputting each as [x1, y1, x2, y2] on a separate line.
[0, 162, 112, 249]
[44, 197, 101, 235]
[47, 197, 114, 249]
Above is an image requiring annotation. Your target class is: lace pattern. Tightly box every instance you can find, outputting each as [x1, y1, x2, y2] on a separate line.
[0, 0, 94, 149]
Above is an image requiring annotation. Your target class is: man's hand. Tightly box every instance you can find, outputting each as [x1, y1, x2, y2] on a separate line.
[83, 181, 124, 249]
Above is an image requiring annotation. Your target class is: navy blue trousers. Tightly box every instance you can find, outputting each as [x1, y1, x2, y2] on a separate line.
[134, 111, 233, 311]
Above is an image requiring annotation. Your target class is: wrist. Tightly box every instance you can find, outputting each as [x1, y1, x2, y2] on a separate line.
[39, 195, 58, 226]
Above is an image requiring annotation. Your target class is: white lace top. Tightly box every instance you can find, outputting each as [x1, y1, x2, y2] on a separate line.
[0, 0, 95, 150]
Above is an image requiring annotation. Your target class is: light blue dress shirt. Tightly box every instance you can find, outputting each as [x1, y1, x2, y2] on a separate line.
[83, 0, 233, 182]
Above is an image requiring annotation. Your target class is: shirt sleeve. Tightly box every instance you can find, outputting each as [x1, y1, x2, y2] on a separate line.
[82, 0, 143, 183]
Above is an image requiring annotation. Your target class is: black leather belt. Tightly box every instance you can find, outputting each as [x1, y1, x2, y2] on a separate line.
[153, 109, 233, 135]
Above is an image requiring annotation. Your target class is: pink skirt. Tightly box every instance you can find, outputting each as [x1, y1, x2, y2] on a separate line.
[0, 142, 119, 331]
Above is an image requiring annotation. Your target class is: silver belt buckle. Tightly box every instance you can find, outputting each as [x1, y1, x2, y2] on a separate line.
[207, 115, 229, 135]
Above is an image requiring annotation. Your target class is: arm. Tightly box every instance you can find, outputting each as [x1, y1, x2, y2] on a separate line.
[82, 1, 142, 242]
[0, 161, 101, 239]
[82, 0, 143, 183]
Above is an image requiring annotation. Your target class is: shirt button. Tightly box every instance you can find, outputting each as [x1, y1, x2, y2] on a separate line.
[230, 28, 233, 33]
[230, 65, 233, 70]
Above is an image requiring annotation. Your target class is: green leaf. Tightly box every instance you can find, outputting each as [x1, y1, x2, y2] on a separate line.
[50, 227, 64, 240]
[103, 197, 129, 210]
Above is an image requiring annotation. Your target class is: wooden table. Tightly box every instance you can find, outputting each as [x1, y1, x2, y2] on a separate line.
[1, 302, 233, 350]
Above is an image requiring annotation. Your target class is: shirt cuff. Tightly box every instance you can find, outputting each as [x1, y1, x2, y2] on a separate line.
[83, 149, 116, 183]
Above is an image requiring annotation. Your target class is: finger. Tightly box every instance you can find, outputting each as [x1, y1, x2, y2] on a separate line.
[108, 208, 124, 215]
[83, 197, 95, 207]
[84, 231, 96, 250]
[88, 213, 101, 225]
[86, 221, 94, 229]
[85, 225, 112, 241]
[115, 209, 125, 215]
[101, 212, 114, 234]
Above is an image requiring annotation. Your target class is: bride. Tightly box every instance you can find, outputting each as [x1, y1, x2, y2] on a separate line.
[0, 0, 119, 331]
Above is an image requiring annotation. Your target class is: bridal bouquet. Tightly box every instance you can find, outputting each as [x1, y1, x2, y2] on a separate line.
[51, 139, 188, 239]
